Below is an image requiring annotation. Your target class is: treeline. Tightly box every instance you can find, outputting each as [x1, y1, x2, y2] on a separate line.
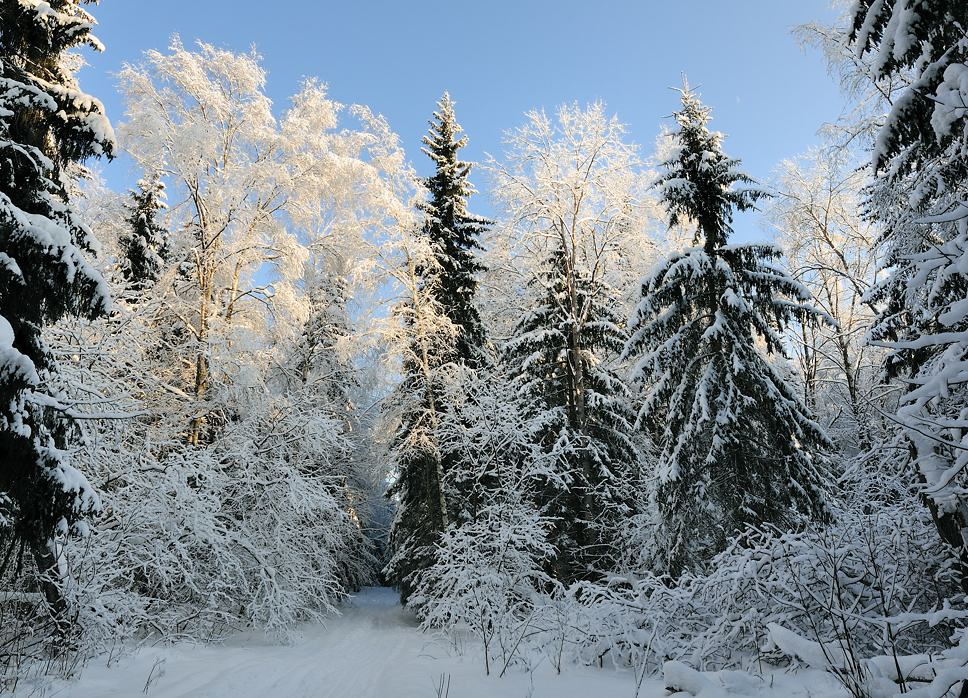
[388, 86, 832, 599]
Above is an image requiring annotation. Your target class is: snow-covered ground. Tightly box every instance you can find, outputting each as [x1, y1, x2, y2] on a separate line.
[18, 587, 845, 698]
[18, 588, 643, 697]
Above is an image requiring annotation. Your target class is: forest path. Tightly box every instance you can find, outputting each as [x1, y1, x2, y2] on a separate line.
[35, 586, 651, 698]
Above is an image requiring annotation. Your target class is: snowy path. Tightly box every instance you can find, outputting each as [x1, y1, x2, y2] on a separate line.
[28, 587, 654, 698]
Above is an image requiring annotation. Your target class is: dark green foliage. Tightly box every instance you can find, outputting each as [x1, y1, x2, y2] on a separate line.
[504, 242, 638, 582]
[624, 87, 831, 575]
[385, 93, 490, 601]
[419, 91, 491, 367]
[0, 0, 113, 554]
[385, 412, 444, 601]
[120, 175, 167, 289]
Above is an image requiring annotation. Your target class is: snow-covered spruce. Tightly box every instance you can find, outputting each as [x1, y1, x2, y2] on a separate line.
[0, 0, 114, 624]
[418, 91, 491, 368]
[624, 85, 833, 575]
[119, 174, 167, 290]
[492, 103, 647, 584]
[503, 241, 639, 582]
[848, 0, 968, 591]
[385, 93, 490, 602]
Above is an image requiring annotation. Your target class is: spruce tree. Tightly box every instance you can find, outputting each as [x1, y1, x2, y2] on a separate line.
[0, 0, 114, 614]
[385, 359, 445, 601]
[295, 279, 354, 392]
[847, 0, 968, 587]
[386, 93, 490, 600]
[504, 242, 637, 582]
[624, 86, 831, 575]
[419, 91, 491, 366]
[120, 175, 167, 289]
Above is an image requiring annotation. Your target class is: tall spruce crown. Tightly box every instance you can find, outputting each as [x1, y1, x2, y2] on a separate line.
[624, 83, 833, 575]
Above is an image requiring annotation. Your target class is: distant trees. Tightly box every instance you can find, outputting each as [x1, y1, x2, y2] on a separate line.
[624, 87, 832, 575]
[120, 175, 167, 290]
[768, 149, 881, 452]
[0, 0, 114, 622]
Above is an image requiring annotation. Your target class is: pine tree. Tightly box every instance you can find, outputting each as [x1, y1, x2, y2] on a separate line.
[847, 0, 968, 588]
[624, 86, 832, 575]
[385, 93, 490, 601]
[419, 91, 491, 366]
[120, 175, 167, 289]
[504, 242, 637, 582]
[0, 0, 114, 617]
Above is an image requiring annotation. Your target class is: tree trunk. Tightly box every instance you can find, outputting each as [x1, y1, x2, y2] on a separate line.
[31, 540, 70, 637]
[923, 492, 968, 596]
[188, 250, 213, 446]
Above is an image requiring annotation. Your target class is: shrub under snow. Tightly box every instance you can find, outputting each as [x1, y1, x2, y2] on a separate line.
[417, 445, 965, 694]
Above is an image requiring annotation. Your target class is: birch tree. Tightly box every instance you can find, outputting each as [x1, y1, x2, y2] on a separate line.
[769, 148, 882, 451]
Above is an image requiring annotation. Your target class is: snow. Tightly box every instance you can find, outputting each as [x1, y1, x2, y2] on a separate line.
[662, 665, 843, 697]
[0, 315, 38, 385]
[767, 623, 842, 669]
[23, 587, 659, 698]
[931, 61, 968, 141]
[664, 661, 723, 695]
[20, 587, 860, 698]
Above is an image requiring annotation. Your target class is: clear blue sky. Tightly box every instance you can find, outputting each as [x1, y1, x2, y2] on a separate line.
[79, 1, 845, 239]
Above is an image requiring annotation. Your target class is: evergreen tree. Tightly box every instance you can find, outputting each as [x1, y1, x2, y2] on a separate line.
[120, 175, 167, 288]
[624, 86, 831, 575]
[847, 0, 968, 587]
[419, 91, 491, 366]
[385, 93, 490, 601]
[384, 395, 439, 601]
[286, 271, 353, 397]
[383, 282, 452, 602]
[504, 242, 637, 582]
[0, 0, 114, 616]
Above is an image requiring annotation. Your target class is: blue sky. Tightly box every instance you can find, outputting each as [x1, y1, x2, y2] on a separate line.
[79, 1, 845, 239]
